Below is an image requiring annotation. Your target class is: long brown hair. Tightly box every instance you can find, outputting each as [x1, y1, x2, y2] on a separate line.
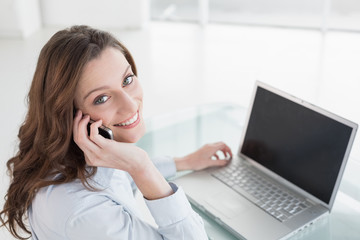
[0, 25, 137, 239]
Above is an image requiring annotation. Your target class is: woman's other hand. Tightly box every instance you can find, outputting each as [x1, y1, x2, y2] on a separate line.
[174, 142, 232, 171]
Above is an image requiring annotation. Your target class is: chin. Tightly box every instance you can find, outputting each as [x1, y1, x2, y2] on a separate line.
[123, 135, 142, 143]
[114, 124, 146, 143]
[114, 133, 143, 143]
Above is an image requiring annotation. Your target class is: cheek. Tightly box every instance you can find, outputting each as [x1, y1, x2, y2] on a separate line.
[73, 95, 83, 111]
[83, 107, 116, 127]
[98, 110, 116, 126]
[133, 80, 144, 101]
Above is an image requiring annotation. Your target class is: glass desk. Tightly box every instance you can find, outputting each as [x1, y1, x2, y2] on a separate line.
[136, 104, 360, 240]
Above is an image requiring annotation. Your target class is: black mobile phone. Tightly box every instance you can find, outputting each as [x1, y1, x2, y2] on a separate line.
[87, 120, 114, 140]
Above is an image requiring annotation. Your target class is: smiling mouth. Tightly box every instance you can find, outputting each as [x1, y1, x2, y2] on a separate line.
[113, 111, 140, 128]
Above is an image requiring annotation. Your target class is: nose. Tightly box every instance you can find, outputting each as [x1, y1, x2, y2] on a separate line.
[115, 90, 138, 115]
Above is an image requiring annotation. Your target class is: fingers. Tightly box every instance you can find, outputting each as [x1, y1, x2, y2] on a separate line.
[72, 109, 82, 140]
[202, 142, 231, 168]
[212, 158, 230, 166]
[209, 153, 230, 168]
[217, 142, 233, 159]
[211, 154, 219, 161]
[73, 110, 102, 164]
[210, 142, 233, 160]
[89, 119, 109, 148]
[208, 142, 233, 168]
[73, 110, 90, 146]
[73, 110, 117, 167]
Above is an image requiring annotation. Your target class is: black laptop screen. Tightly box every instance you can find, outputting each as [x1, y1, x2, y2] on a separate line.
[240, 86, 353, 204]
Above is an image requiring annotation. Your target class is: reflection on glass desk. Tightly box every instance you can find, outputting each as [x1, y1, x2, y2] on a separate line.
[136, 104, 360, 240]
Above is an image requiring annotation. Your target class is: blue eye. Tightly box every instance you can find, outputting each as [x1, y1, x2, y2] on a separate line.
[123, 75, 134, 87]
[94, 95, 109, 105]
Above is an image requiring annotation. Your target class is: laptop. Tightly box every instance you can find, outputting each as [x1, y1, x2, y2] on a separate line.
[173, 81, 358, 240]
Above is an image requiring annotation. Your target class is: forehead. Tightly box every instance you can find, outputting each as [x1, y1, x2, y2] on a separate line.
[77, 47, 128, 92]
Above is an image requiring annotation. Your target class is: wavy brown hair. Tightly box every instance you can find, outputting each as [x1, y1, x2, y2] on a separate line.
[0, 25, 137, 239]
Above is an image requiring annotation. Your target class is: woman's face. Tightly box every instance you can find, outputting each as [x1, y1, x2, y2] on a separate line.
[74, 47, 145, 143]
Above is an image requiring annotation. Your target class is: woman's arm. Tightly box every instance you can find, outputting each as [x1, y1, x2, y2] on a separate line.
[150, 141, 232, 181]
[129, 159, 174, 200]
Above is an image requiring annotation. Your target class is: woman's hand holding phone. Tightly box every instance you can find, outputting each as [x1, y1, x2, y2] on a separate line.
[73, 110, 148, 172]
[73, 110, 173, 200]
[87, 120, 113, 140]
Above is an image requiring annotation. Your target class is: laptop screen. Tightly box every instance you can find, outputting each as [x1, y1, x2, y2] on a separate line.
[240, 86, 353, 204]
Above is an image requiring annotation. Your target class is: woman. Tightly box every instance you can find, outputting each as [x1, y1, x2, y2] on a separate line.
[0, 25, 232, 240]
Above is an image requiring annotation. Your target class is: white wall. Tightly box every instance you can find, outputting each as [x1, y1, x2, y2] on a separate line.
[0, 0, 41, 38]
[0, 0, 149, 39]
[40, 0, 149, 29]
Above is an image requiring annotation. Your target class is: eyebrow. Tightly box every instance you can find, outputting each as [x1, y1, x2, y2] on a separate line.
[83, 65, 131, 100]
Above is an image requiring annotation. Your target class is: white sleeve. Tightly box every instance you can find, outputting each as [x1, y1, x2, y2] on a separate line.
[65, 183, 208, 240]
[145, 183, 208, 240]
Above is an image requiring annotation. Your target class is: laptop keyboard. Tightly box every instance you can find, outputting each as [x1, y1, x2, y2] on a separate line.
[211, 161, 312, 222]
